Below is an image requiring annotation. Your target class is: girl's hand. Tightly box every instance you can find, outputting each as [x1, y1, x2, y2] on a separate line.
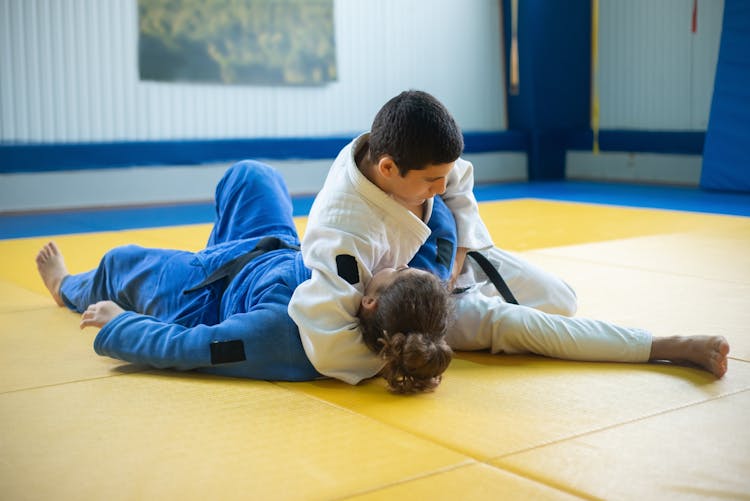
[80, 301, 125, 329]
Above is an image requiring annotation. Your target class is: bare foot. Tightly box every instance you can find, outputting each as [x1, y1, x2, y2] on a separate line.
[36, 241, 69, 306]
[650, 335, 730, 378]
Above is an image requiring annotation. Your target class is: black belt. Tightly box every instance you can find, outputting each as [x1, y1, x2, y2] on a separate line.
[184, 236, 299, 294]
[466, 251, 518, 304]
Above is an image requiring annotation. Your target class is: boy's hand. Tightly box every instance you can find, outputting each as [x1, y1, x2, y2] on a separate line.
[449, 247, 469, 290]
[80, 301, 125, 329]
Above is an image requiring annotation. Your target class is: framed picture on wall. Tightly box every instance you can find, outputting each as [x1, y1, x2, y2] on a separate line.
[138, 0, 337, 86]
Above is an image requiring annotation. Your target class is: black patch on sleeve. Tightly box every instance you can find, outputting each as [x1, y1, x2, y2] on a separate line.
[210, 340, 246, 365]
[336, 254, 360, 285]
[436, 238, 454, 269]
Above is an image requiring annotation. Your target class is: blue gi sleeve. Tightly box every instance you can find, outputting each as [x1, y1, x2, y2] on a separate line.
[93, 306, 321, 381]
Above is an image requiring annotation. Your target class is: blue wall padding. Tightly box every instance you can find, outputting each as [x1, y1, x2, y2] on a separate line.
[567, 130, 705, 155]
[0, 132, 527, 174]
[503, 0, 591, 180]
[700, 0, 750, 192]
[0, 137, 351, 173]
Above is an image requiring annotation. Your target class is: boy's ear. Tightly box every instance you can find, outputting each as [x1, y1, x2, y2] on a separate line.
[360, 295, 378, 313]
[376, 156, 399, 178]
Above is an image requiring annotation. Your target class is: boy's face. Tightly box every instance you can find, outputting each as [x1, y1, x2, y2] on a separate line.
[385, 161, 454, 208]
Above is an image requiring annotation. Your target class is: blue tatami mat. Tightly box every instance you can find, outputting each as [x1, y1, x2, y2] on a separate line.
[2, 181, 749, 240]
[0, 196, 317, 240]
[473, 181, 750, 216]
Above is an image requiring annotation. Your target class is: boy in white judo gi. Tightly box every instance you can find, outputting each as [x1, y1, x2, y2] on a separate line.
[289, 90, 729, 382]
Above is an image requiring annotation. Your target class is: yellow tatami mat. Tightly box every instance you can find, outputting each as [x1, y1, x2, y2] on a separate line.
[1, 199, 749, 500]
[495, 390, 750, 500]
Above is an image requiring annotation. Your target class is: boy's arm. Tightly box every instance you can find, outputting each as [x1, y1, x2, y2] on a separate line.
[441, 158, 494, 252]
[450, 246, 469, 288]
[289, 225, 385, 385]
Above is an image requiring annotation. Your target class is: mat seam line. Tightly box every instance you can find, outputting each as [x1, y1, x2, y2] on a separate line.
[330, 462, 474, 501]
[273, 385, 594, 500]
[482, 462, 603, 501]
[0, 370, 148, 396]
[335, 461, 594, 501]
[492, 386, 750, 460]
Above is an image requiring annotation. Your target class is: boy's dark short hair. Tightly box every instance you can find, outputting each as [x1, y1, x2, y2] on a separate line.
[368, 90, 464, 175]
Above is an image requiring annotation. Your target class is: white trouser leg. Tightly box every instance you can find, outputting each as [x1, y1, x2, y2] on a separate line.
[448, 291, 652, 363]
[460, 246, 578, 317]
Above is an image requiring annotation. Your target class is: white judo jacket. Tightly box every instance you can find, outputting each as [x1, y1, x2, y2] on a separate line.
[288, 133, 493, 384]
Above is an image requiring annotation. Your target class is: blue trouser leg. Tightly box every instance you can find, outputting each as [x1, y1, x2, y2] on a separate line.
[60, 246, 217, 326]
[208, 160, 299, 246]
[62, 161, 296, 321]
[60, 245, 178, 313]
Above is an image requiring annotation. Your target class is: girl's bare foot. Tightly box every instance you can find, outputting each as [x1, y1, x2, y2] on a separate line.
[36, 241, 69, 306]
[650, 335, 730, 378]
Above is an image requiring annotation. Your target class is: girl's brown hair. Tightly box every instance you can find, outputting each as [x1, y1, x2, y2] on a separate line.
[359, 270, 453, 394]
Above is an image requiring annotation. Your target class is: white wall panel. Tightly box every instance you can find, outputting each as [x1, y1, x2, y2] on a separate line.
[0, 0, 505, 143]
[597, 0, 723, 130]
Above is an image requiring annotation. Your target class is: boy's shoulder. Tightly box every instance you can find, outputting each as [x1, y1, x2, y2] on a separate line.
[311, 133, 390, 224]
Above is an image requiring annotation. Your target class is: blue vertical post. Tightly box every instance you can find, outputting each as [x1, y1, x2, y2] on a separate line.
[700, 0, 750, 193]
[502, 0, 592, 180]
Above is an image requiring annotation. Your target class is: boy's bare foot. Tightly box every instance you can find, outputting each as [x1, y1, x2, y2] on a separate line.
[36, 241, 69, 307]
[650, 335, 730, 378]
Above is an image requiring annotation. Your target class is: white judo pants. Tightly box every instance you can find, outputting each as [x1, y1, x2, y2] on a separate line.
[448, 247, 652, 363]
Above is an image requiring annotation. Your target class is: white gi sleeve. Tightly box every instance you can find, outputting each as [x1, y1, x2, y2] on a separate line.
[441, 158, 494, 251]
[288, 224, 386, 385]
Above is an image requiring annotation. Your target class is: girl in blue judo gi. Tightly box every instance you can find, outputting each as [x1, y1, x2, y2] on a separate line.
[36, 161, 455, 393]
